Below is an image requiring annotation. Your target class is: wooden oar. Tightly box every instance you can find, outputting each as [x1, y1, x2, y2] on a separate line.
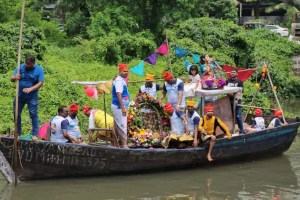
[13, 0, 26, 186]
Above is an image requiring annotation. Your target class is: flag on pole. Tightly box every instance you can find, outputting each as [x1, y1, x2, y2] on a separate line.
[174, 46, 189, 59]
[144, 52, 157, 66]
[156, 42, 169, 55]
[130, 61, 145, 76]
[192, 53, 200, 64]
[97, 80, 113, 94]
[223, 65, 256, 82]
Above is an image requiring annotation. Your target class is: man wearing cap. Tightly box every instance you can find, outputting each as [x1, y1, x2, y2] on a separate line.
[268, 110, 284, 128]
[51, 105, 78, 143]
[185, 100, 201, 147]
[226, 68, 244, 134]
[66, 103, 84, 143]
[245, 108, 265, 133]
[111, 63, 130, 148]
[159, 71, 185, 110]
[139, 74, 161, 99]
[197, 105, 231, 161]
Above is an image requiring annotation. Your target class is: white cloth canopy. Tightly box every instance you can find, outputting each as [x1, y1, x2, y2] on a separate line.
[195, 86, 242, 97]
[71, 81, 108, 85]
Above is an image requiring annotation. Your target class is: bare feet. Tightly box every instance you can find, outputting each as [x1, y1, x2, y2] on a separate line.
[207, 154, 213, 162]
[32, 136, 38, 141]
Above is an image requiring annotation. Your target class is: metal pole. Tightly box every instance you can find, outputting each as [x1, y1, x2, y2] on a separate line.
[13, 0, 26, 186]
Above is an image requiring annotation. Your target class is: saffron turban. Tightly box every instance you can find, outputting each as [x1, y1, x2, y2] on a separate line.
[274, 110, 282, 117]
[145, 74, 155, 81]
[164, 102, 173, 113]
[118, 63, 129, 72]
[162, 71, 173, 81]
[254, 108, 263, 117]
[204, 105, 214, 113]
[69, 103, 79, 112]
[83, 106, 92, 114]
[186, 100, 196, 107]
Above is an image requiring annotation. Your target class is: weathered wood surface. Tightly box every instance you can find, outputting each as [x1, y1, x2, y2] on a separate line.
[0, 151, 15, 184]
[0, 121, 299, 181]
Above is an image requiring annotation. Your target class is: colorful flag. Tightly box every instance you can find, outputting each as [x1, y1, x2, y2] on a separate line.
[174, 46, 189, 59]
[192, 53, 200, 64]
[97, 80, 113, 94]
[130, 61, 145, 76]
[156, 42, 169, 55]
[223, 65, 256, 82]
[144, 52, 157, 66]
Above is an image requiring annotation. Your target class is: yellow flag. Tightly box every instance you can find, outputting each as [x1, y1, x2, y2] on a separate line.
[97, 80, 113, 94]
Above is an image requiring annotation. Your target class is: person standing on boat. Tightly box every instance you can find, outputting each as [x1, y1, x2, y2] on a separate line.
[10, 55, 44, 141]
[185, 100, 201, 147]
[139, 74, 161, 99]
[50, 105, 78, 143]
[226, 68, 244, 134]
[197, 105, 231, 161]
[111, 63, 130, 148]
[245, 108, 265, 133]
[66, 103, 85, 143]
[158, 71, 185, 110]
[268, 110, 284, 128]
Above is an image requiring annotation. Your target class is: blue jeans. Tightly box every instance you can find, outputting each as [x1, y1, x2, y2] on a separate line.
[236, 106, 244, 134]
[13, 96, 39, 136]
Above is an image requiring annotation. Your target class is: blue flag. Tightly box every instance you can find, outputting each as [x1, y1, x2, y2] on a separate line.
[130, 61, 144, 76]
[174, 46, 189, 59]
[192, 53, 200, 64]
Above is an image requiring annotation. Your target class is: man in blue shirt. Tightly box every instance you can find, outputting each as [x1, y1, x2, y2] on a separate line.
[11, 55, 44, 140]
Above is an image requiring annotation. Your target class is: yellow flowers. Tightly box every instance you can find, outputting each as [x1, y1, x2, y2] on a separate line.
[273, 86, 277, 90]
[255, 83, 260, 89]
[262, 65, 268, 73]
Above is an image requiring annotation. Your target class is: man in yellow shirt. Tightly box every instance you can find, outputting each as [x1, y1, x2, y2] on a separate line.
[196, 105, 232, 161]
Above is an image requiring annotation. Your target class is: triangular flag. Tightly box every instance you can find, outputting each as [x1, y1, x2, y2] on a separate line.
[91, 86, 98, 100]
[144, 52, 157, 66]
[223, 65, 256, 82]
[192, 53, 200, 64]
[130, 61, 144, 76]
[156, 42, 169, 55]
[184, 59, 191, 71]
[174, 46, 189, 59]
[97, 80, 113, 94]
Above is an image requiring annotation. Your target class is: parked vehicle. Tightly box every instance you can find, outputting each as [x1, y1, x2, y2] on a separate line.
[243, 22, 265, 30]
[265, 25, 289, 37]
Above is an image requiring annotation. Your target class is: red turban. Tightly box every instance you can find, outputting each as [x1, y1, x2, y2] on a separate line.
[254, 108, 263, 117]
[162, 71, 173, 81]
[83, 106, 92, 114]
[118, 63, 129, 72]
[69, 103, 79, 112]
[274, 110, 282, 117]
[164, 102, 173, 113]
[204, 105, 214, 113]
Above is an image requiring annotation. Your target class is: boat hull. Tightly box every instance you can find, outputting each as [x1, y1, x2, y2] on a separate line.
[0, 122, 299, 180]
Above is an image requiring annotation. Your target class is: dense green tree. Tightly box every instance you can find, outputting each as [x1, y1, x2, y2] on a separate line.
[265, 0, 300, 23]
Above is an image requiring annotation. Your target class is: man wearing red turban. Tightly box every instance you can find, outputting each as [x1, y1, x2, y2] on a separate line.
[245, 108, 265, 133]
[111, 63, 130, 148]
[268, 109, 284, 128]
[159, 71, 186, 110]
[196, 105, 231, 161]
[66, 103, 85, 143]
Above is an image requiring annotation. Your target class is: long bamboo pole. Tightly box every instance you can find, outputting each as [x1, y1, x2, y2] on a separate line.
[165, 33, 173, 76]
[13, 0, 26, 186]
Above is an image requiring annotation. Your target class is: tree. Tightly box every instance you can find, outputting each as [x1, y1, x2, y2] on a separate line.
[265, 0, 300, 23]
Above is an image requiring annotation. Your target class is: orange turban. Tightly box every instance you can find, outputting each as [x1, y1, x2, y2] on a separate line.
[69, 103, 79, 112]
[164, 102, 173, 113]
[83, 106, 92, 114]
[162, 71, 173, 81]
[254, 108, 263, 117]
[204, 105, 214, 113]
[186, 100, 196, 107]
[118, 63, 129, 72]
[145, 74, 155, 81]
[274, 110, 282, 117]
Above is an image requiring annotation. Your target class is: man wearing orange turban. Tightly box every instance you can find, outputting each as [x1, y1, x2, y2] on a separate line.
[268, 109, 284, 128]
[139, 74, 162, 100]
[159, 71, 186, 110]
[111, 63, 130, 148]
[245, 108, 265, 133]
[66, 103, 85, 143]
[197, 105, 231, 161]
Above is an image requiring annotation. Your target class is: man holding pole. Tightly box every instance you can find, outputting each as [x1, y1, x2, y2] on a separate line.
[10, 55, 44, 141]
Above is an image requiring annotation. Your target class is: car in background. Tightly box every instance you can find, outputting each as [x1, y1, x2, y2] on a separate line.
[265, 25, 289, 37]
[243, 22, 265, 30]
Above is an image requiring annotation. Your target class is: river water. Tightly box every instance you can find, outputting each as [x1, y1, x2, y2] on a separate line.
[0, 100, 300, 200]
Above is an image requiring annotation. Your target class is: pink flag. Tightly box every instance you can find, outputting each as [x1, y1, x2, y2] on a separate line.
[156, 42, 169, 55]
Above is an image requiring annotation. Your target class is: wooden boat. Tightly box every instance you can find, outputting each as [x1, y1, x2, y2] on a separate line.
[0, 119, 299, 181]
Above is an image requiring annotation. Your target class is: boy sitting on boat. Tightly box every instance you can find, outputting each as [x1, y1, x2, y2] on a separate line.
[245, 109, 266, 133]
